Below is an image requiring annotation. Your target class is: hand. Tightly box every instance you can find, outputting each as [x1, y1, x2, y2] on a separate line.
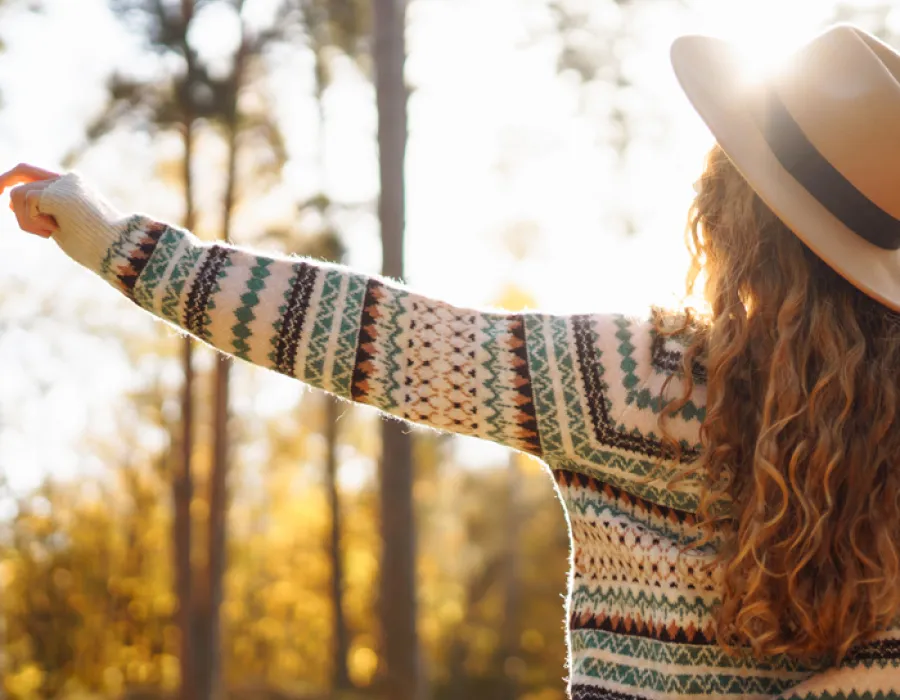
[0, 163, 62, 238]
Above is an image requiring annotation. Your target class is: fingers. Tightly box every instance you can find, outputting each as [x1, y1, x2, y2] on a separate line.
[0, 163, 62, 239]
[9, 182, 58, 238]
[0, 163, 60, 196]
[35, 213, 60, 234]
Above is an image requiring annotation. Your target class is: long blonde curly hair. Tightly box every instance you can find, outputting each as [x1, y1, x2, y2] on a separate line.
[658, 144, 900, 665]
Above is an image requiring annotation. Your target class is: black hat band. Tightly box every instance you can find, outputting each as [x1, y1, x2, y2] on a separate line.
[757, 88, 900, 251]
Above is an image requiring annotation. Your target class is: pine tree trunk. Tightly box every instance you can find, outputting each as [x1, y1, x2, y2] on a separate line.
[379, 421, 417, 700]
[324, 394, 352, 689]
[203, 32, 245, 700]
[205, 358, 228, 700]
[176, 3, 197, 692]
[309, 12, 354, 688]
[500, 451, 522, 700]
[373, 3, 417, 696]
[175, 334, 196, 700]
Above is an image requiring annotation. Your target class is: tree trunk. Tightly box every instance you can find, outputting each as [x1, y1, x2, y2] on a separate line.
[373, 2, 417, 696]
[176, 3, 198, 695]
[310, 12, 353, 692]
[175, 334, 196, 700]
[324, 394, 352, 689]
[378, 421, 417, 700]
[204, 357, 228, 700]
[500, 451, 522, 700]
[201, 30, 246, 700]
[373, 0, 408, 283]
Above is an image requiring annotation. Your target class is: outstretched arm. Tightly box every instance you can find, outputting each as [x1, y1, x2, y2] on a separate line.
[14, 169, 543, 457]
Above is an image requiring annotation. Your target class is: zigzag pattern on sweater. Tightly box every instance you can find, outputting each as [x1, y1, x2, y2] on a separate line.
[300, 268, 346, 391]
[568, 585, 718, 644]
[554, 470, 704, 541]
[570, 629, 817, 672]
[132, 223, 181, 310]
[572, 656, 802, 695]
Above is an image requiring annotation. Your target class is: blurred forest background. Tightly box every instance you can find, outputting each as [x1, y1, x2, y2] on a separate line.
[0, 0, 898, 699]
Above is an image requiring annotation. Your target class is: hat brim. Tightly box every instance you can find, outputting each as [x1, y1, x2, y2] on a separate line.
[671, 35, 900, 312]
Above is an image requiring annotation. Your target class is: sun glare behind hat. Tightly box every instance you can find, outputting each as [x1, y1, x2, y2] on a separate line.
[671, 25, 900, 311]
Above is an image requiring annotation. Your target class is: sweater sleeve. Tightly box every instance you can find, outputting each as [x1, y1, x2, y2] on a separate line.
[38, 173, 544, 456]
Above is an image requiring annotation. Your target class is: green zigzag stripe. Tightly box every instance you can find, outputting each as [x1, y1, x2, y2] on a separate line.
[160, 240, 204, 325]
[133, 225, 181, 311]
[302, 269, 343, 388]
[555, 453, 700, 513]
[375, 286, 406, 413]
[564, 489, 708, 548]
[330, 272, 368, 399]
[570, 628, 819, 673]
[524, 313, 565, 457]
[572, 654, 797, 694]
[99, 215, 147, 280]
[571, 583, 718, 619]
[230, 256, 273, 360]
[479, 315, 507, 444]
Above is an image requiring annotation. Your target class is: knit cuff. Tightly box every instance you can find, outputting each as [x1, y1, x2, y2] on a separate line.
[38, 172, 127, 274]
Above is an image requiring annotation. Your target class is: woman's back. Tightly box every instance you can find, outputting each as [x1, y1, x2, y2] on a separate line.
[551, 311, 900, 697]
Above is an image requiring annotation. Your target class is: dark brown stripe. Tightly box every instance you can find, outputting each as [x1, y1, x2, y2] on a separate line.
[183, 245, 230, 336]
[351, 280, 384, 401]
[507, 315, 542, 455]
[650, 329, 707, 384]
[272, 262, 319, 376]
[569, 609, 716, 645]
[116, 220, 168, 299]
[553, 469, 696, 526]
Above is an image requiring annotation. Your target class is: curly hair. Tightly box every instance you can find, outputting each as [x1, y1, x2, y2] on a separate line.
[657, 144, 900, 665]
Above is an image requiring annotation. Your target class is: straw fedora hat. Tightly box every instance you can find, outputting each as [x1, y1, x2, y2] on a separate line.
[671, 25, 900, 311]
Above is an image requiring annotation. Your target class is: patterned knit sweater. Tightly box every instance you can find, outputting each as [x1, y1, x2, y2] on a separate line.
[37, 174, 900, 699]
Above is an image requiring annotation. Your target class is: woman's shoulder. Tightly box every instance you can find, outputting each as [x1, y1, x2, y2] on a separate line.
[542, 306, 707, 387]
[524, 306, 707, 459]
[590, 306, 707, 422]
[523, 306, 707, 508]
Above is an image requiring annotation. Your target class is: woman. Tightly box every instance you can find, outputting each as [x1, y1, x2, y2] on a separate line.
[3, 23, 899, 699]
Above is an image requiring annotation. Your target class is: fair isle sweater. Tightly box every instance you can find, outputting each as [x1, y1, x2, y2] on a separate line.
[38, 173, 900, 699]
